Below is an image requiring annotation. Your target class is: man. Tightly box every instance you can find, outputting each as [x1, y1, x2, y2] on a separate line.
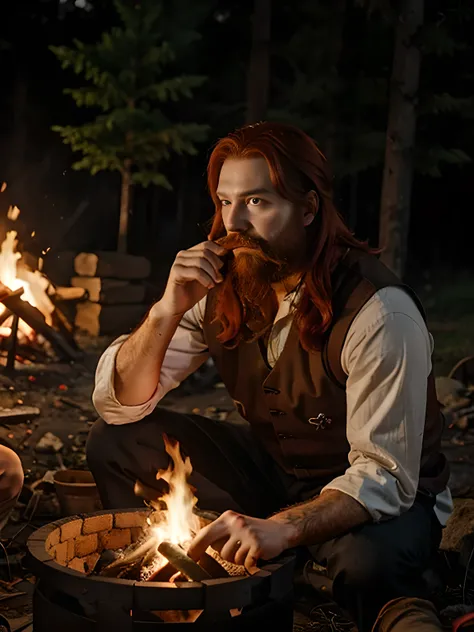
[89, 122, 451, 631]
[0, 446, 23, 532]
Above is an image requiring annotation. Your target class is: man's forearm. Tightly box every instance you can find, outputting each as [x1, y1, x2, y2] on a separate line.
[270, 489, 371, 547]
[114, 302, 182, 406]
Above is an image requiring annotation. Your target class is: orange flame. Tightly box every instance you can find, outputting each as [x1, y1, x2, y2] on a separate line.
[0, 221, 55, 338]
[140, 434, 201, 579]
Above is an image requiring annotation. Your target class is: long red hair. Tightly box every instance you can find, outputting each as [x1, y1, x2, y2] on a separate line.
[207, 122, 374, 351]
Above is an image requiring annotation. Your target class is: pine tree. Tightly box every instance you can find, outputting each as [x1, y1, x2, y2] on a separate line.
[51, 0, 209, 253]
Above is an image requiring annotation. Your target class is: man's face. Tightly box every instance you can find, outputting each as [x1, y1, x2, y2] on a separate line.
[216, 157, 307, 272]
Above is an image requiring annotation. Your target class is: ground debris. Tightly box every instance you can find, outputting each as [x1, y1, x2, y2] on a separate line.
[0, 406, 40, 424]
[35, 432, 64, 453]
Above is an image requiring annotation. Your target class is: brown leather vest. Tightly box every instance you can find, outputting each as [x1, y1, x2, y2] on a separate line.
[202, 249, 449, 495]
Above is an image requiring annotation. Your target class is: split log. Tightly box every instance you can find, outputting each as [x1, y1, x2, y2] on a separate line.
[0, 406, 41, 424]
[0, 289, 82, 361]
[198, 551, 230, 578]
[74, 252, 151, 280]
[70, 277, 146, 305]
[75, 302, 147, 336]
[157, 541, 212, 582]
[55, 286, 88, 302]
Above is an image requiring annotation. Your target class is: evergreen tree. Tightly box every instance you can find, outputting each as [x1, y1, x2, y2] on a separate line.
[51, 0, 209, 253]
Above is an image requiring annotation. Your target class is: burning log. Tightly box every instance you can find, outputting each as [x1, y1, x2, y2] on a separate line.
[0, 287, 82, 361]
[157, 541, 212, 582]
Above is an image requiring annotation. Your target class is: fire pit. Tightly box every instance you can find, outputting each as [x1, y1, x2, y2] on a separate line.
[27, 508, 296, 631]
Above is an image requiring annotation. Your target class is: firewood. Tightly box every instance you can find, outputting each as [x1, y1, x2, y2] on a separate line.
[70, 277, 146, 305]
[54, 286, 88, 302]
[99, 538, 156, 577]
[146, 562, 176, 583]
[74, 301, 147, 336]
[74, 251, 151, 280]
[157, 542, 212, 582]
[198, 551, 230, 578]
[0, 406, 41, 424]
[0, 289, 82, 361]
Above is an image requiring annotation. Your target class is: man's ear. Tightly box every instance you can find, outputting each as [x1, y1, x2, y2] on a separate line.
[303, 190, 319, 227]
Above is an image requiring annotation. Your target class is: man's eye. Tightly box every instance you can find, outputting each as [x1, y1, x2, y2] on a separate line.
[248, 197, 262, 206]
[220, 200, 230, 206]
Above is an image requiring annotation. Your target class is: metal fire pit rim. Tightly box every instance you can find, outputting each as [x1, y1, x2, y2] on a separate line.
[26, 507, 296, 611]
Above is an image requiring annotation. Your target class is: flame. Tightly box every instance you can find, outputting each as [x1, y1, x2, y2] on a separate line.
[7, 205, 20, 221]
[140, 434, 201, 579]
[0, 229, 55, 338]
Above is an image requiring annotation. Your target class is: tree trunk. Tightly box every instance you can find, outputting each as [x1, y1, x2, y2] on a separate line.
[118, 161, 132, 254]
[378, 0, 423, 278]
[245, 0, 272, 124]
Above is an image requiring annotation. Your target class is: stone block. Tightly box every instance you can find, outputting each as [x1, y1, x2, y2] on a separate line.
[84, 552, 100, 574]
[114, 512, 148, 529]
[46, 528, 60, 551]
[99, 528, 131, 551]
[71, 277, 146, 305]
[75, 302, 147, 336]
[131, 527, 144, 543]
[75, 533, 98, 558]
[83, 514, 113, 535]
[74, 252, 151, 280]
[67, 539, 75, 563]
[60, 519, 83, 542]
[55, 541, 69, 566]
[68, 557, 86, 574]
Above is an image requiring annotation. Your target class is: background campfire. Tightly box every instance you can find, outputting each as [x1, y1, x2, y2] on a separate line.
[0, 187, 85, 369]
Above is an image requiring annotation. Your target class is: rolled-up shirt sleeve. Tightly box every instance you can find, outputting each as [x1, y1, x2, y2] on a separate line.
[321, 287, 433, 522]
[92, 298, 209, 425]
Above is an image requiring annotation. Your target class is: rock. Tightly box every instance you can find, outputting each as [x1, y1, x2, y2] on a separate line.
[441, 498, 474, 552]
[35, 432, 64, 453]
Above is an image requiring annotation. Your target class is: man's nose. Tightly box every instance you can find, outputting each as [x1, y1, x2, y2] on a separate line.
[224, 202, 250, 233]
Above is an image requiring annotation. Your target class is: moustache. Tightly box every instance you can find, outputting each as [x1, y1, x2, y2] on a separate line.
[215, 234, 282, 268]
[215, 233, 265, 252]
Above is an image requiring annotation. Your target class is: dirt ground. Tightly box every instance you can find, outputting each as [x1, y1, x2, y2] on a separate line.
[0, 333, 473, 631]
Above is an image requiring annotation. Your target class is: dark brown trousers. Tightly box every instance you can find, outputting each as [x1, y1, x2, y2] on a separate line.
[87, 408, 442, 632]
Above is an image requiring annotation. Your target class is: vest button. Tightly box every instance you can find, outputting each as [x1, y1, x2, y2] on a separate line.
[277, 433, 293, 439]
[270, 409, 286, 416]
[263, 387, 280, 395]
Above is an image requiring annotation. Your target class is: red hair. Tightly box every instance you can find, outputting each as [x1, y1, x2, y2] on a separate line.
[207, 122, 375, 351]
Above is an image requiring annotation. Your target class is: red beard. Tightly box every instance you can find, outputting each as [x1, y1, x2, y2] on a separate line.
[214, 233, 287, 336]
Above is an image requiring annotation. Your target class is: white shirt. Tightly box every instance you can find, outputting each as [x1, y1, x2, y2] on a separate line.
[93, 286, 452, 524]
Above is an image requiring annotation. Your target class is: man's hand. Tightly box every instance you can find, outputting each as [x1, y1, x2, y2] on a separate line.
[187, 510, 298, 570]
[157, 241, 227, 319]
